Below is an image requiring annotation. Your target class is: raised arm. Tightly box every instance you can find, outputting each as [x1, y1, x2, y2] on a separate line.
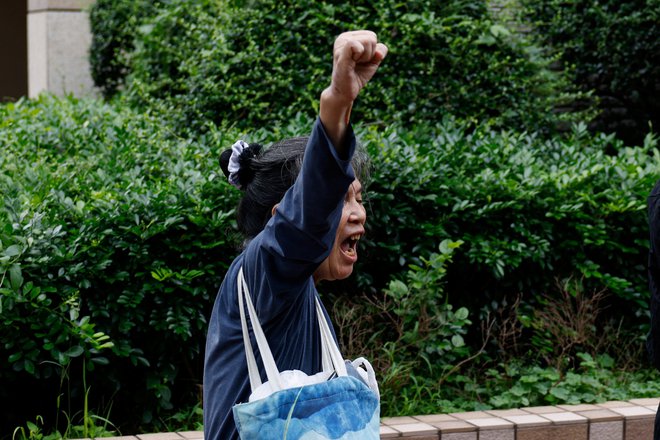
[320, 31, 388, 154]
[241, 31, 387, 318]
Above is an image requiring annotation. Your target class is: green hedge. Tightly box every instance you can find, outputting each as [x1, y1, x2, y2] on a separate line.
[359, 121, 658, 311]
[89, 0, 161, 99]
[343, 120, 660, 414]
[0, 96, 241, 432]
[521, 0, 660, 145]
[2, 96, 658, 432]
[89, 0, 585, 135]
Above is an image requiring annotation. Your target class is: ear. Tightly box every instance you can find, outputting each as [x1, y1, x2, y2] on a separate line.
[271, 203, 280, 217]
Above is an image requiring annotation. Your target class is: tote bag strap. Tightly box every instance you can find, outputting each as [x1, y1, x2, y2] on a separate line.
[237, 267, 282, 391]
[237, 267, 347, 394]
[315, 297, 348, 377]
[320, 332, 332, 373]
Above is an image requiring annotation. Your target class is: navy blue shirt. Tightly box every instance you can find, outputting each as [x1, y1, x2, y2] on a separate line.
[203, 119, 357, 440]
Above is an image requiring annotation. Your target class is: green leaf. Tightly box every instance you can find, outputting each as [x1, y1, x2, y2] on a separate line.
[510, 384, 526, 397]
[489, 24, 511, 38]
[451, 334, 465, 347]
[550, 387, 570, 401]
[439, 239, 462, 255]
[9, 265, 23, 291]
[24, 359, 35, 375]
[3, 245, 21, 257]
[598, 354, 615, 369]
[455, 307, 469, 320]
[91, 356, 110, 365]
[387, 279, 409, 296]
[64, 346, 84, 358]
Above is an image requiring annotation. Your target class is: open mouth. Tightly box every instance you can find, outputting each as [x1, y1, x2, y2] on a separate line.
[340, 234, 361, 258]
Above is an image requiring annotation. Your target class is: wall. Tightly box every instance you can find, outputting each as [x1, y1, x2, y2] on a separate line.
[27, 0, 96, 98]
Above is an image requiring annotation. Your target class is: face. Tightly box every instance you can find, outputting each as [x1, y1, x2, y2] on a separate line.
[314, 180, 367, 283]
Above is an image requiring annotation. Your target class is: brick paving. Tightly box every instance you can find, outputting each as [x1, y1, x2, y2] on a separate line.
[71, 397, 660, 439]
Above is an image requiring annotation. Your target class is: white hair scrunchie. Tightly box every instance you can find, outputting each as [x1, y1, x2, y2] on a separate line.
[228, 140, 249, 189]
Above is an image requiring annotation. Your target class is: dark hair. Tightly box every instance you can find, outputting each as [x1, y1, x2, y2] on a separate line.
[220, 137, 369, 240]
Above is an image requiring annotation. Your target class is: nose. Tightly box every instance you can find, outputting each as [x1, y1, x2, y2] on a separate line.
[348, 201, 366, 225]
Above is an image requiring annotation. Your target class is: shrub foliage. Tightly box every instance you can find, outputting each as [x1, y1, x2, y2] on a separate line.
[358, 121, 658, 313]
[2, 96, 657, 431]
[89, 0, 159, 99]
[522, 0, 660, 145]
[0, 96, 240, 433]
[4, 0, 660, 433]
[89, 0, 583, 134]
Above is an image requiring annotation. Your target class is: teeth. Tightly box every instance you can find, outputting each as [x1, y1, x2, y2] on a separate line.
[351, 234, 361, 241]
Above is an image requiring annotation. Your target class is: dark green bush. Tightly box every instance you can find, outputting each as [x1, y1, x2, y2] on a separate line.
[330, 240, 473, 416]
[0, 95, 240, 434]
[355, 120, 658, 320]
[344, 121, 659, 415]
[248, 113, 658, 359]
[2, 95, 657, 432]
[521, 0, 660, 145]
[89, 0, 584, 134]
[89, 0, 161, 99]
[331, 117, 659, 413]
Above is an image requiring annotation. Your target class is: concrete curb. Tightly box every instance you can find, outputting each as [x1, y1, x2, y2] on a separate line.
[70, 397, 660, 440]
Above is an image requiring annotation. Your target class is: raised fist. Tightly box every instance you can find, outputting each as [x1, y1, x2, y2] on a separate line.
[327, 30, 388, 105]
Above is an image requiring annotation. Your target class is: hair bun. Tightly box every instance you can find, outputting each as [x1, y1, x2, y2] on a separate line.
[219, 149, 233, 178]
[219, 142, 263, 189]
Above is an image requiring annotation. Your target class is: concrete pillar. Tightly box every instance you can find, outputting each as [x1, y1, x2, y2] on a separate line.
[27, 0, 96, 98]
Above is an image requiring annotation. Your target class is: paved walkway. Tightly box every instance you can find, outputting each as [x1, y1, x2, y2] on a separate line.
[74, 397, 660, 440]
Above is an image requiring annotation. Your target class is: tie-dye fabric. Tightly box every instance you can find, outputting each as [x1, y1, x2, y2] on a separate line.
[233, 375, 380, 439]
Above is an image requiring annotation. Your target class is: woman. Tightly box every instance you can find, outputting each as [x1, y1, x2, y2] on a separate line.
[203, 31, 388, 439]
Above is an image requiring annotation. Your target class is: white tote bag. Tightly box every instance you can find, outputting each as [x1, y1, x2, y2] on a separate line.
[232, 267, 380, 439]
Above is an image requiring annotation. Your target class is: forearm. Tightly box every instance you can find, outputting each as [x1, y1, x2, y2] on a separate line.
[319, 88, 353, 157]
[319, 30, 387, 155]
